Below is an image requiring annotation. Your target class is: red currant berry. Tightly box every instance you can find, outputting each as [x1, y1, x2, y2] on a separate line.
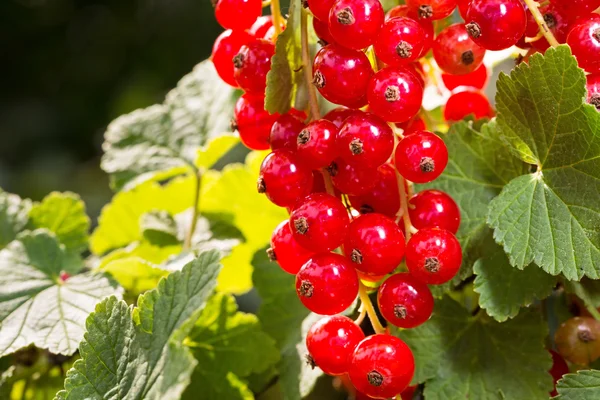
[324, 107, 362, 128]
[386, 5, 434, 58]
[401, 386, 418, 400]
[441, 63, 488, 91]
[337, 112, 394, 168]
[313, 17, 337, 45]
[310, 170, 328, 194]
[306, 315, 365, 375]
[258, 150, 314, 207]
[367, 67, 423, 123]
[406, 227, 462, 285]
[349, 334, 415, 399]
[394, 130, 448, 183]
[268, 221, 316, 274]
[296, 119, 340, 169]
[374, 17, 426, 66]
[377, 272, 434, 328]
[290, 193, 350, 252]
[550, 0, 600, 20]
[587, 74, 600, 110]
[313, 44, 373, 108]
[329, 158, 378, 196]
[214, 0, 262, 30]
[433, 23, 486, 75]
[465, 0, 527, 51]
[270, 113, 306, 151]
[233, 39, 275, 94]
[457, 0, 471, 19]
[531, 5, 572, 51]
[212, 30, 253, 87]
[522, 5, 540, 38]
[349, 164, 400, 218]
[249, 16, 274, 39]
[307, 0, 337, 22]
[328, 0, 384, 50]
[444, 90, 493, 121]
[549, 350, 569, 396]
[406, 0, 458, 20]
[396, 115, 427, 135]
[296, 253, 359, 315]
[234, 93, 278, 150]
[409, 189, 460, 233]
[344, 213, 406, 276]
[555, 317, 600, 365]
[567, 16, 600, 74]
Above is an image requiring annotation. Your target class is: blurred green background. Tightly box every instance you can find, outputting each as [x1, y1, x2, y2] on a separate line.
[0, 0, 223, 219]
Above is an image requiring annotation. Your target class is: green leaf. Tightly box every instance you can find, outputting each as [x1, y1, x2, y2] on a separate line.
[0, 230, 121, 356]
[101, 60, 236, 190]
[28, 192, 90, 253]
[56, 250, 222, 400]
[195, 134, 240, 171]
[555, 369, 600, 399]
[141, 210, 180, 245]
[397, 297, 553, 399]
[474, 248, 556, 322]
[564, 278, 600, 317]
[489, 45, 600, 280]
[182, 292, 279, 399]
[0, 191, 31, 250]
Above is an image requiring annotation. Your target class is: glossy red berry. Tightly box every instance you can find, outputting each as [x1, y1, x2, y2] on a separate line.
[386, 5, 434, 58]
[296, 253, 359, 315]
[306, 316, 365, 375]
[214, 0, 262, 30]
[313, 17, 337, 45]
[531, 5, 572, 51]
[233, 39, 275, 94]
[457, 0, 471, 19]
[396, 115, 427, 135]
[324, 107, 362, 128]
[587, 74, 600, 110]
[349, 164, 400, 218]
[444, 90, 493, 121]
[349, 334, 415, 399]
[290, 193, 350, 252]
[549, 350, 569, 396]
[234, 93, 278, 150]
[406, 228, 462, 285]
[394, 131, 448, 183]
[567, 16, 600, 74]
[433, 24, 486, 75]
[258, 150, 314, 207]
[249, 16, 274, 39]
[270, 113, 306, 151]
[374, 17, 426, 66]
[377, 272, 434, 328]
[313, 44, 373, 108]
[367, 67, 423, 123]
[441, 63, 488, 91]
[406, 0, 458, 20]
[466, 0, 527, 51]
[409, 189, 460, 233]
[329, 158, 378, 196]
[344, 213, 406, 276]
[550, 0, 600, 20]
[296, 119, 339, 169]
[269, 221, 316, 275]
[307, 0, 337, 22]
[328, 0, 385, 50]
[337, 112, 394, 168]
[212, 30, 253, 88]
[555, 317, 600, 365]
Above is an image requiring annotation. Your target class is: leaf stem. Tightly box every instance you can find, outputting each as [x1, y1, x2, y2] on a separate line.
[271, 0, 283, 39]
[184, 170, 202, 250]
[358, 282, 386, 334]
[585, 303, 600, 321]
[301, 9, 321, 120]
[522, 0, 560, 47]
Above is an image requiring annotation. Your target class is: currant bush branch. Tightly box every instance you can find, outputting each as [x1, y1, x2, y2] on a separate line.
[301, 9, 321, 120]
[522, 0, 560, 47]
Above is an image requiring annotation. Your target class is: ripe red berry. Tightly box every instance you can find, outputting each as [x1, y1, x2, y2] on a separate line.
[329, 158, 378, 196]
[212, 30, 253, 88]
[349, 164, 400, 218]
[531, 5, 572, 51]
[296, 253, 359, 315]
[296, 119, 340, 169]
[549, 350, 569, 396]
[555, 317, 600, 365]
[313, 44, 373, 108]
[386, 5, 434, 58]
[405, 0, 458, 20]
[307, 0, 337, 22]
[550, 0, 600, 20]
[466, 0, 527, 51]
[313, 17, 337, 45]
[457, 0, 471, 19]
[344, 213, 406, 276]
[396, 115, 427, 135]
[290, 193, 350, 252]
[444, 90, 493, 121]
[214, 0, 262, 30]
[394, 131, 448, 183]
[349, 334, 415, 399]
[269, 112, 306, 151]
[328, 0, 385, 50]
[324, 107, 362, 128]
[441, 63, 488, 91]
[433, 24, 486, 75]
[258, 150, 314, 207]
[374, 17, 426, 66]
[306, 316, 365, 375]
[377, 272, 434, 328]
[337, 112, 394, 168]
[567, 16, 600, 74]
[587, 74, 600, 110]
[233, 39, 275, 94]
[409, 189, 461, 233]
[367, 67, 423, 123]
[234, 93, 278, 150]
[269, 221, 316, 275]
[405, 228, 462, 285]
[249, 16, 274, 39]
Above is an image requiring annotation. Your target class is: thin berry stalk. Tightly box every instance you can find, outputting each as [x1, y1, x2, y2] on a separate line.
[301, 9, 321, 120]
[522, 0, 560, 47]
[271, 0, 283, 39]
[358, 281, 386, 334]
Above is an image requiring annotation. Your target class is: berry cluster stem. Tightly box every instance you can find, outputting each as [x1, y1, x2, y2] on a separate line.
[301, 8, 321, 120]
[522, 0, 560, 47]
[395, 169, 415, 241]
[270, 0, 283, 39]
[358, 282, 386, 334]
[184, 170, 202, 250]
